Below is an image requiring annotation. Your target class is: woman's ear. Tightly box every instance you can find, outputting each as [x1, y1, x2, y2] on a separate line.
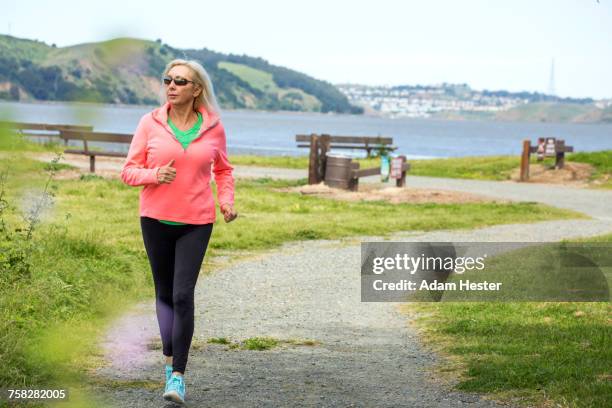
[194, 86, 202, 98]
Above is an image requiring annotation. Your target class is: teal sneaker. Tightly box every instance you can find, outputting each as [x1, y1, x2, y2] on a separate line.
[163, 373, 186, 404]
[165, 364, 173, 384]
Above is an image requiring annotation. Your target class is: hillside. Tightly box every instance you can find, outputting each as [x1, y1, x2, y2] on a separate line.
[0, 35, 362, 114]
[427, 102, 612, 123]
[494, 102, 610, 123]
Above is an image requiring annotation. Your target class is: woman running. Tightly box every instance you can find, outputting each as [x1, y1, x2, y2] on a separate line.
[120, 58, 237, 405]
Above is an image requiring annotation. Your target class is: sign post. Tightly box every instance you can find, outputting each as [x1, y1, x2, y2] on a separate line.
[390, 155, 408, 187]
[521, 138, 574, 181]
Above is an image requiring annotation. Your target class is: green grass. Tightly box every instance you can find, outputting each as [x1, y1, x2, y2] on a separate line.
[206, 336, 317, 350]
[568, 151, 612, 173]
[407, 242, 610, 303]
[404, 234, 612, 408]
[231, 154, 310, 169]
[408, 155, 521, 180]
[211, 177, 586, 251]
[242, 337, 279, 351]
[229, 153, 552, 181]
[0, 128, 65, 153]
[0, 136, 589, 407]
[231, 154, 381, 170]
[218, 61, 280, 93]
[568, 150, 612, 188]
[406, 302, 611, 407]
[230, 150, 612, 189]
[207, 337, 231, 345]
[407, 150, 611, 188]
[230, 153, 517, 178]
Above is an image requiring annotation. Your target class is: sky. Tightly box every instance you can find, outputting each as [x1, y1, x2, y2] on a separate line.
[3, 0, 612, 99]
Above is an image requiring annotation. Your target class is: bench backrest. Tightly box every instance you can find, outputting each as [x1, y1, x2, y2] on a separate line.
[59, 130, 132, 144]
[529, 138, 574, 156]
[1, 121, 93, 135]
[296, 134, 393, 145]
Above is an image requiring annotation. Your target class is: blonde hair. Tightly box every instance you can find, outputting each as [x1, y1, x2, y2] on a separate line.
[160, 59, 220, 113]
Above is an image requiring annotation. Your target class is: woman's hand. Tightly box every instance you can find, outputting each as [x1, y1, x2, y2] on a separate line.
[220, 203, 238, 223]
[157, 159, 176, 184]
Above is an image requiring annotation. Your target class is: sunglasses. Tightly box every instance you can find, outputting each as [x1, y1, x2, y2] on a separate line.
[162, 76, 195, 86]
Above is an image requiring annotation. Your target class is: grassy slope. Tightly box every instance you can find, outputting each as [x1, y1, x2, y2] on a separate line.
[219, 61, 280, 93]
[218, 61, 322, 111]
[403, 234, 612, 408]
[50, 37, 168, 103]
[0, 35, 51, 63]
[496, 102, 596, 123]
[403, 102, 604, 124]
[0, 134, 588, 407]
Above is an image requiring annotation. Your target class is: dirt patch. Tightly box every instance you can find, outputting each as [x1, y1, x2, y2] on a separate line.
[508, 162, 596, 186]
[275, 182, 511, 204]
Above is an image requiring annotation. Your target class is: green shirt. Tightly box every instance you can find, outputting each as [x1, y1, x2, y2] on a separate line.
[158, 112, 203, 226]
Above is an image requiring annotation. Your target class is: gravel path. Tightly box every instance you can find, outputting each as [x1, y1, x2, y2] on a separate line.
[90, 238, 502, 408]
[24, 152, 611, 407]
[88, 217, 612, 408]
[404, 175, 612, 221]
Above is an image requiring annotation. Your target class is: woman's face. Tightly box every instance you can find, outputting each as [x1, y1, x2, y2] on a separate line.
[164, 65, 201, 108]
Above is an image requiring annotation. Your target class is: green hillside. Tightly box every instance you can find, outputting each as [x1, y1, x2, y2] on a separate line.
[434, 102, 611, 123]
[218, 61, 322, 111]
[0, 35, 362, 114]
[495, 102, 600, 123]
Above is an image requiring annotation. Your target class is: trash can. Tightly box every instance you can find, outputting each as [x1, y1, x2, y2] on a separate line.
[324, 153, 353, 189]
[380, 153, 390, 182]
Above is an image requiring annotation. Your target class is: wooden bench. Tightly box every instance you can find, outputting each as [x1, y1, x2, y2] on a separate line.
[296, 134, 397, 158]
[520, 138, 574, 181]
[1, 121, 93, 144]
[296, 134, 398, 185]
[59, 130, 132, 173]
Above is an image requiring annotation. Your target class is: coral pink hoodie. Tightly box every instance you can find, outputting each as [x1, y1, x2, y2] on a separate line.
[120, 102, 234, 224]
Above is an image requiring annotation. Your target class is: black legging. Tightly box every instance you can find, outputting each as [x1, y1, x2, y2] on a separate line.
[140, 216, 213, 374]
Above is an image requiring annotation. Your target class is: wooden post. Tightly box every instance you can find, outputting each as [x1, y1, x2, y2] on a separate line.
[397, 156, 407, 187]
[348, 162, 360, 191]
[348, 161, 359, 191]
[319, 134, 331, 182]
[391, 155, 407, 187]
[520, 139, 531, 181]
[555, 139, 565, 169]
[308, 134, 319, 184]
[396, 174, 406, 187]
[82, 138, 95, 173]
[390, 155, 408, 187]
